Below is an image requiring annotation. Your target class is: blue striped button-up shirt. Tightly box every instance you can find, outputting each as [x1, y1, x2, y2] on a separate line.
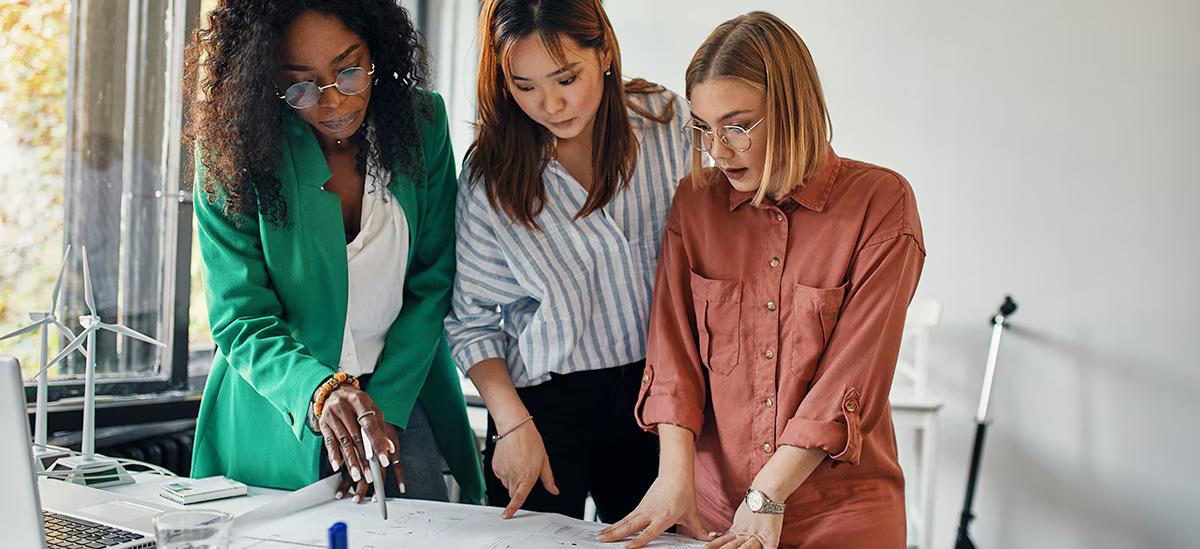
[446, 90, 692, 387]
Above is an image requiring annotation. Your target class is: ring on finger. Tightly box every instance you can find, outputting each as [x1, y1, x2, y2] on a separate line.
[356, 410, 376, 423]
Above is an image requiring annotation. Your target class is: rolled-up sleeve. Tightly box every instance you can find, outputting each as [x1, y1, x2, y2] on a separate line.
[779, 217, 925, 465]
[444, 170, 520, 374]
[636, 199, 708, 436]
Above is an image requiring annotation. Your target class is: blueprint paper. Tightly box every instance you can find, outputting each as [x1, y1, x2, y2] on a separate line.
[228, 480, 705, 548]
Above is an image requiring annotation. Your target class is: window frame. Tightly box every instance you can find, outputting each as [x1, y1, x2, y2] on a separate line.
[31, 0, 201, 405]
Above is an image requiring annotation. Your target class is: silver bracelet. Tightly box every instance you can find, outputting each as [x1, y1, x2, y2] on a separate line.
[490, 415, 534, 444]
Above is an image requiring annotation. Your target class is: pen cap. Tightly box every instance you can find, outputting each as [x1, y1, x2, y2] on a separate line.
[328, 521, 348, 549]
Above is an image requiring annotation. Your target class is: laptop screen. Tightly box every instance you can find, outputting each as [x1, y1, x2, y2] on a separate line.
[0, 356, 47, 548]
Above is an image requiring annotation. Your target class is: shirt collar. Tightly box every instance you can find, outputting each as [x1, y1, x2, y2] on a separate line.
[728, 146, 840, 212]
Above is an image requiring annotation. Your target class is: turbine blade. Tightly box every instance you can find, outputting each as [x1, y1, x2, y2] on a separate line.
[0, 320, 48, 342]
[103, 323, 166, 348]
[50, 319, 89, 357]
[29, 330, 91, 380]
[81, 246, 96, 316]
[51, 245, 72, 312]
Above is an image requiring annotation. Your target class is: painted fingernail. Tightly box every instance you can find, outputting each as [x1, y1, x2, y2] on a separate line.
[331, 459, 341, 472]
[335, 491, 344, 499]
[399, 482, 407, 494]
[351, 467, 361, 482]
[378, 453, 390, 468]
[389, 440, 396, 454]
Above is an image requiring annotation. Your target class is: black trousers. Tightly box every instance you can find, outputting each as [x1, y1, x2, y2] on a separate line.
[482, 360, 659, 522]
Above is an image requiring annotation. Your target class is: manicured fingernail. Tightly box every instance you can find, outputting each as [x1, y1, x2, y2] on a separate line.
[709, 532, 721, 538]
[331, 459, 341, 472]
[389, 440, 396, 454]
[354, 495, 362, 503]
[378, 453, 390, 468]
[335, 491, 344, 499]
[351, 467, 361, 482]
[399, 482, 407, 494]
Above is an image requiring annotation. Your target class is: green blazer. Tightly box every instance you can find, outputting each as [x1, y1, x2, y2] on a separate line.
[189, 89, 484, 503]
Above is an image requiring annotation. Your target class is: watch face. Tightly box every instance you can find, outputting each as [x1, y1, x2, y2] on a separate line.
[746, 490, 764, 511]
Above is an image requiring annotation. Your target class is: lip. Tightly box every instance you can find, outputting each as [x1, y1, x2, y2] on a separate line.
[548, 117, 576, 129]
[320, 110, 360, 131]
[722, 167, 749, 180]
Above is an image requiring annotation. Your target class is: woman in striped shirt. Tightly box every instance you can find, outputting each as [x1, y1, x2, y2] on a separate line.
[445, 0, 690, 522]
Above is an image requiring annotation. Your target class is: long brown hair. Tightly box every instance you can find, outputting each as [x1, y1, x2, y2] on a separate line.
[686, 11, 831, 206]
[469, 0, 672, 230]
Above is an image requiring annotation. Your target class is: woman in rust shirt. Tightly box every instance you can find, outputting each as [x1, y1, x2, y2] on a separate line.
[599, 11, 925, 549]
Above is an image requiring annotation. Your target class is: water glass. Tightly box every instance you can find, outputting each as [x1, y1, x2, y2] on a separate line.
[153, 510, 232, 549]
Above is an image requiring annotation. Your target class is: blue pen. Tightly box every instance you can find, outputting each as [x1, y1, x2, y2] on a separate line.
[328, 521, 347, 549]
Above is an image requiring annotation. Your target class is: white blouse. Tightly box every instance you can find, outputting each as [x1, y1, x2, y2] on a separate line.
[339, 173, 409, 376]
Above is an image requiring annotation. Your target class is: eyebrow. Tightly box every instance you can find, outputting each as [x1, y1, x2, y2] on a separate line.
[689, 109, 753, 126]
[511, 62, 581, 81]
[280, 43, 362, 72]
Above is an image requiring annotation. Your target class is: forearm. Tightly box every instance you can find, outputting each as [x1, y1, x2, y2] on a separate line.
[466, 358, 529, 427]
[657, 423, 697, 481]
[752, 446, 826, 501]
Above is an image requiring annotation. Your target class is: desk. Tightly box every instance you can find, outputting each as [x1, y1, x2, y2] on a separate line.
[96, 473, 704, 548]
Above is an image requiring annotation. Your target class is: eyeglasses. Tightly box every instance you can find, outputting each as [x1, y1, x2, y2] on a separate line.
[279, 64, 375, 110]
[681, 117, 765, 153]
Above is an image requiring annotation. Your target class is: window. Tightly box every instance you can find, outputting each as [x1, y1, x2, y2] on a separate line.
[0, 0, 201, 398]
[3, 0, 476, 401]
[0, 1, 70, 381]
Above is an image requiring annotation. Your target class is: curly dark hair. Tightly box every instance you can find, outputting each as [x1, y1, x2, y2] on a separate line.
[183, 0, 430, 227]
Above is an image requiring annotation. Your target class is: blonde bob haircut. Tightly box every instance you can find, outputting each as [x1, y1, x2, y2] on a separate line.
[685, 11, 832, 205]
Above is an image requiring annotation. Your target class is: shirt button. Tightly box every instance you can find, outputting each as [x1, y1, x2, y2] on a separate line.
[766, 301, 777, 312]
[846, 401, 859, 413]
[774, 213, 784, 222]
[764, 349, 775, 360]
[764, 398, 774, 408]
[769, 257, 780, 268]
[642, 374, 650, 384]
[762, 443, 774, 454]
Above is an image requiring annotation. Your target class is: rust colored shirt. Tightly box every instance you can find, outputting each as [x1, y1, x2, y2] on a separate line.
[636, 148, 925, 548]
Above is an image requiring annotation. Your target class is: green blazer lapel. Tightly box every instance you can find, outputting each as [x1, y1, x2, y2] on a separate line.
[280, 111, 348, 363]
[386, 167, 420, 272]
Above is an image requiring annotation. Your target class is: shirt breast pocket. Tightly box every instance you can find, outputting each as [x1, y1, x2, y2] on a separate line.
[689, 271, 742, 376]
[787, 282, 848, 380]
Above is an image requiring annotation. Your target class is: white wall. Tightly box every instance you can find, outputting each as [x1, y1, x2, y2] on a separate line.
[607, 1, 1200, 548]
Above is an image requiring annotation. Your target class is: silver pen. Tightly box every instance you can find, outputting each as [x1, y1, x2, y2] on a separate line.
[360, 427, 388, 519]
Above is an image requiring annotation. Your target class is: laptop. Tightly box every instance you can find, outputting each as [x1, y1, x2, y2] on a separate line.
[0, 356, 169, 549]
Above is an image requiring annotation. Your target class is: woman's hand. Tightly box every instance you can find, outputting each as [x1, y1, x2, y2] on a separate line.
[491, 417, 559, 518]
[596, 473, 715, 548]
[705, 500, 783, 549]
[317, 385, 404, 502]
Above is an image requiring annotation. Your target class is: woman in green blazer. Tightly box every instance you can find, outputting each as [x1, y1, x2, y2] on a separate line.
[182, 0, 483, 504]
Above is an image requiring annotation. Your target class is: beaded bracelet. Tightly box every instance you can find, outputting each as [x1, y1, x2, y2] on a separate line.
[313, 372, 360, 418]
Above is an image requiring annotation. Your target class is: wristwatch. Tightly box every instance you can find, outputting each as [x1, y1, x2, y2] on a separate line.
[745, 489, 786, 515]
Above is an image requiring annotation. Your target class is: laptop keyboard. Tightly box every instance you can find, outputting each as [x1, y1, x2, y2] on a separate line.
[42, 511, 147, 548]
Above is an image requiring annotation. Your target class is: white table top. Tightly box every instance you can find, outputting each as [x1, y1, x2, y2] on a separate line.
[104, 472, 287, 517]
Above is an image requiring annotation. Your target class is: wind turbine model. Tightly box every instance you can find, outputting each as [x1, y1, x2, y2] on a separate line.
[0, 245, 90, 463]
[33, 246, 166, 487]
